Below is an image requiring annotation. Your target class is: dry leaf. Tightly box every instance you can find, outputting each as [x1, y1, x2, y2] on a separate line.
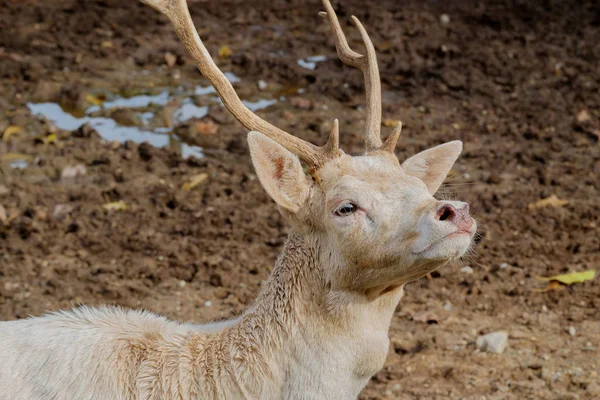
[195, 121, 218, 135]
[85, 94, 104, 106]
[2, 125, 22, 140]
[383, 119, 400, 127]
[102, 200, 127, 211]
[183, 173, 208, 191]
[527, 194, 569, 210]
[534, 280, 564, 293]
[35, 133, 57, 145]
[536, 270, 595, 285]
[218, 46, 232, 58]
[0, 153, 33, 163]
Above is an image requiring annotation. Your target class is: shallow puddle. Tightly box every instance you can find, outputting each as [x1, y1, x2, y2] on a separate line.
[26, 74, 278, 160]
[297, 55, 327, 70]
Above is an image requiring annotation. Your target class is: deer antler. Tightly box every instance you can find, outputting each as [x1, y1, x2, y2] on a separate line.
[319, 0, 392, 152]
[139, 0, 340, 169]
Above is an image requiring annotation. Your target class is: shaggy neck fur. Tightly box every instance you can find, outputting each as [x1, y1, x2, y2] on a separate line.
[189, 231, 404, 399]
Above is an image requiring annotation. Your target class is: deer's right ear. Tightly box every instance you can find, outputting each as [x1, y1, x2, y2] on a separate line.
[248, 131, 310, 213]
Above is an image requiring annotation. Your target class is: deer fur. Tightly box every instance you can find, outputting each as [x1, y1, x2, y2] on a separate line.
[0, 136, 475, 399]
[0, 0, 477, 398]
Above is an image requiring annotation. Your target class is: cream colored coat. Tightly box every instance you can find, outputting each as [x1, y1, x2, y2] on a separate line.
[0, 132, 475, 399]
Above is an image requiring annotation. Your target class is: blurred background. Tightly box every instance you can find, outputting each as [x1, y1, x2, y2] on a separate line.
[0, 0, 598, 398]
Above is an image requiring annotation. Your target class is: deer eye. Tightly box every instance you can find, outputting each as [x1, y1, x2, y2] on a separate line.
[334, 203, 358, 217]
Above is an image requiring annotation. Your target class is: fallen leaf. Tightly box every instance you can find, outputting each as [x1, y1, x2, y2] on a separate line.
[536, 270, 595, 285]
[194, 121, 218, 135]
[527, 194, 569, 210]
[102, 200, 127, 211]
[218, 45, 232, 58]
[0, 153, 33, 163]
[85, 94, 104, 106]
[534, 280, 564, 293]
[383, 119, 400, 127]
[2, 125, 22, 140]
[35, 133, 57, 145]
[183, 173, 208, 191]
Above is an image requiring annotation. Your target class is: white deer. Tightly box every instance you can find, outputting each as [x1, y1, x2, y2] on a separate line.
[0, 0, 477, 399]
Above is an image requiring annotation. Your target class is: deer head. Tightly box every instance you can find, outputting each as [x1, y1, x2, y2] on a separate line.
[140, 0, 476, 296]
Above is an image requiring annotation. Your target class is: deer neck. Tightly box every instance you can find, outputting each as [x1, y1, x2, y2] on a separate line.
[229, 230, 405, 398]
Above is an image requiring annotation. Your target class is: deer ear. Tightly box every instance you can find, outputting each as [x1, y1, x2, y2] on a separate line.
[402, 140, 462, 194]
[248, 131, 310, 213]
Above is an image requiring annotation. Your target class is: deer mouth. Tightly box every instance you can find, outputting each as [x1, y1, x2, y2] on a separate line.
[412, 230, 474, 259]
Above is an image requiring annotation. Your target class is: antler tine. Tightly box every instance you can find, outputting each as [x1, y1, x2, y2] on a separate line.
[139, 0, 339, 168]
[380, 121, 402, 153]
[319, 0, 383, 152]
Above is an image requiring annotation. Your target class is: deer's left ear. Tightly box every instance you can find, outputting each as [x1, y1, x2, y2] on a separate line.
[402, 140, 462, 194]
[248, 131, 310, 213]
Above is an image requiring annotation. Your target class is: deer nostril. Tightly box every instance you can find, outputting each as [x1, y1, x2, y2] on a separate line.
[436, 205, 456, 221]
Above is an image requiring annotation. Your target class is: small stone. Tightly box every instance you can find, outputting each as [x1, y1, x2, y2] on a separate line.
[476, 331, 508, 354]
[587, 382, 600, 396]
[110, 108, 137, 126]
[32, 80, 62, 102]
[541, 305, 548, 312]
[460, 265, 474, 274]
[177, 280, 186, 288]
[576, 109, 591, 123]
[568, 326, 576, 337]
[61, 164, 87, 180]
[257, 80, 267, 90]
[289, 96, 312, 110]
[443, 301, 453, 311]
[499, 262, 509, 269]
[52, 204, 75, 220]
[164, 52, 177, 68]
[72, 123, 97, 138]
[541, 367, 554, 382]
[440, 14, 451, 25]
[204, 301, 213, 307]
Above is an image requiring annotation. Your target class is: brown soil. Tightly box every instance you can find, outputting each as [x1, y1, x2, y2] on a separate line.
[1, 0, 599, 398]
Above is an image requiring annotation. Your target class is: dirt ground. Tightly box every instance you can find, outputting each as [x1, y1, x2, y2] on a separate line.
[1, 0, 599, 398]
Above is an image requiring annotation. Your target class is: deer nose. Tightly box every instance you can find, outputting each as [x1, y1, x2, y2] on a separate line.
[435, 203, 474, 232]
